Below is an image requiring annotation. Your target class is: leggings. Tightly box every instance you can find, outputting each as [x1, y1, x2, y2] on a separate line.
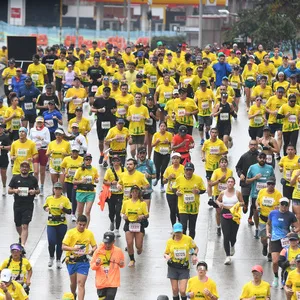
[47, 224, 67, 260]
[220, 209, 239, 256]
[107, 194, 123, 230]
[97, 287, 118, 300]
[153, 152, 170, 184]
[179, 213, 198, 239]
[65, 182, 77, 214]
[166, 193, 180, 225]
[283, 130, 299, 156]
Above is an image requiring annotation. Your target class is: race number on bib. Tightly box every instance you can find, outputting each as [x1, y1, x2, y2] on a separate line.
[12, 118, 21, 130]
[218, 183, 227, 191]
[101, 121, 110, 129]
[17, 149, 27, 157]
[220, 113, 229, 121]
[52, 158, 62, 167]
[281, 237, 289, 248]
[117, 108, 126, 115]
[184, 193, 195, 204]
[35, 141, 42, 150]
[164, 92, 171, 99]
[159, 147, 169, 155]
[45, 119, 54, 128]
[285, 170, 292, 181]
[73, 98, 82, 105]
[173, 249, 186, 260]
[124, 187, 131, 197]
[254, 116, 263, 124]
[68, 169, 76, 177]
[177, 109, 185, 117]
[31, 74, 39, 81]
[256, 182, 267, 191]
[74, 244, 86, 255]
[19, 187, 29, 197]
[288, 115, 297, 123]
[150, 76, 157, 82]
[91, 85, 98, 92]
[201, 102, 209, 109]
[129, 222, 141, 232]
[131, 114, 141, 122]
[7, 79, 12, 85]
[85, 176, 92, 184]
[266, 155, 272, 164]
[262, 197, 274, 207]
[231, 82, 238, 89]
[24, 103, 33, 110]
[209, 146, 220, 155]
[145, 118, 153, 126]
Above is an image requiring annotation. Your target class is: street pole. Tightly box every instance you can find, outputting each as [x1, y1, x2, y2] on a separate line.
[59, 0, 63, 45]
[127, 0, 131, 44]
[198, 0, 203, 49]
[76, 0, 80, 47]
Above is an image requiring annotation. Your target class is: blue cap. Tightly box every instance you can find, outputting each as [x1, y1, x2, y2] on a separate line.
[112, 79, 119, 85]
[19, 127, 28, 133]
[25, 76, 32, 82]
[222, 76, 229, 80]
[137, 51, 143, 57]
[173, 222, 183, 233]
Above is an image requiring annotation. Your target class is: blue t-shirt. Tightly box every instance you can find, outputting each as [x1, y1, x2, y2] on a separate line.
[268, 210, 297, 241]
[137, 159, 156, 189]
[43, 109, 62, 133]
[247, 163, 274, 198]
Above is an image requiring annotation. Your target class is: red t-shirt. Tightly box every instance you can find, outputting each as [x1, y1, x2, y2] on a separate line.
[172, 134, 194, 154]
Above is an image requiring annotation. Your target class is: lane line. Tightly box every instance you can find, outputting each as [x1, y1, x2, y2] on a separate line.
[29, 240, 47, 268]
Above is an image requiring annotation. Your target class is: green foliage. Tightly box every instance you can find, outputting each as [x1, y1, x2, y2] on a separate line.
[227, 0, 299, 48]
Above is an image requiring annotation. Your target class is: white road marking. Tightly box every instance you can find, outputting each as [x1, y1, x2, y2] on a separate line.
[29, 240, 47, 267]
[205, 240, 215, 269]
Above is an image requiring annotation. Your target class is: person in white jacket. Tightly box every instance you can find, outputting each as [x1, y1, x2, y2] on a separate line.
[29, 116, 51, 195]
[68, 122, 87, 156]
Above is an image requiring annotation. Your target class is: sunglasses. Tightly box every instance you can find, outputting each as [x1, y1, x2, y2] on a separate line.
[281, 202, 289, 206]
[84, 158, 92, 161]
[290, 100, 296, 103]
[256, 99, 262, 102]
[267, 182, 275, 185]
[250, 143, 257, 146]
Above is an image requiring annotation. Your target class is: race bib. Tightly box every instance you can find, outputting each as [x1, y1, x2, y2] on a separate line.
[220, 113, 229, 121]
[150, 75, 157, 82]
[7, 78, 12, 85]
[24, 103, 33, 110]
[68, 169, 76, 177]
[131, 114, 141, 122]
[159, 147, 169, 155]
[174, 249, 186, 260]
[209, 146, 220, 155]
[177, 109, 185, 117]
[254, 116, 263, 124]
[117, 108, 126, 115]
[73, 98, 82, 105]
[285, 170, 292, 181]
[164, 92, 171, 99]
[296, 291, 300, 300]
[44, 100, 49, 106]
[281, 237, 289, 248]
[218, 183, 227, 191]
[81, 71, 87, 76]
[85, 176, 92, 184]
[170, 70, 175, 76]
[145, 118, 153, 126]
[57, 70, 64, 76]
[0, 116, 3, 123]
[262, 99, 267, 105]
[45, 119, 54, 127]
[11, 273, 24, 282]
[231, 82, 238, 89]
[52, 158, 62, 167]
[184, 193, 195, 204]
[129, 222, 141, 232]
[184, 78, 192, 85]
[101, 121, 110, 129]
[19, 187, 29, 197]
[74, 244, 86, 255]
[32, 74, 39, 81]
[12, 118, 21, 130]
[288, 115, 297, 123]
[110, 184, 119, 193]
[124, 187, 131, 197]
[201, 101, 209, 109]
[262, 197, 274, 207]
[116, 134, 125, 142]
[256, 182, 267, 191]
[91, 85, 98, 92]
[266, 155, 272, 164]
[46, 63, 53, 70]
[17, 149, 27, 157]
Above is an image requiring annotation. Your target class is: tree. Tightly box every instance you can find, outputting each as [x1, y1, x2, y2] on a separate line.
[227, 0, 300, 57]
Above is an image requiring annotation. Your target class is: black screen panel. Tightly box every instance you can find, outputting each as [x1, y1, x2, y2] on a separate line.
[7, 36, 37, 61]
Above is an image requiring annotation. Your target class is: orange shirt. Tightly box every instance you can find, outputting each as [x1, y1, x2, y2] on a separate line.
[90, 243, 125, 289]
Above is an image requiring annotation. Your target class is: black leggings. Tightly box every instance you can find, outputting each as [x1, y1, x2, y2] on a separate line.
[153, 152, 170, 184]
[166, 193, 180, 225]
[97, 287, 118, 300]
[65, 182, 76, 214]
[179, 213, 198, 239]
[221, 209, 239, 256]
[283, 130, 299, 156]
[107, 194, 123, 230]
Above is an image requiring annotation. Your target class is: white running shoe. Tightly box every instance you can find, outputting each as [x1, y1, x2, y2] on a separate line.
[71, 214, 77, 222]
[56, 260, 62, 269]
[224, 256, 231, 265]
[48, 257, 54, 267]
[230, 246, 235, 256]
[114, 229, 121, 237]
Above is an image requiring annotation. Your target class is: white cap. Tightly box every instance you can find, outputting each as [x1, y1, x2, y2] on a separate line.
[171, 152, 181, 158]
[71, 145, 80, 152]
[280, 197, 289, 204]
[1, 269, 12, 282]
[54, 128, 64, 135]
[173, 89, 179, 95]
[233, 43, 238, 47]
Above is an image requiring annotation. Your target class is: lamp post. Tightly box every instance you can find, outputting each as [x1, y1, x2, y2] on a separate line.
[198, 0, 203, 49]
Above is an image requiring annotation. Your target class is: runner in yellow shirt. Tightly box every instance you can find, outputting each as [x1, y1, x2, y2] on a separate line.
[2, 59, 16, 101]
[290, 169, 300, 228]
[257, 54, 276, 85]
[242, 60, 258, 110]
[285, 255, 300, 300]
[251, 75, 273, 107]
[115, 83, 134, 123]
[129, 74, 150, 104]
[26, 54, 48, 91]
[68, 107, 91, 137]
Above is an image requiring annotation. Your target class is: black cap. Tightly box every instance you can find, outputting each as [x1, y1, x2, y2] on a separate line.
[48, 100, 55, 105]
[75, 106, 83, 111]
[130, 185, 141, 191]
[0, 123, 6, 129]
[295, 254, 300, 262]
[103, 87, 111, 92]
[163, 68, 169, 73]
[45, 84, 53, 89]
[197, 261, 208, 270]
[137, 146, 147, 153]
[289, 233, 299, 241]
[221, 92, 228, 98]
[184, 162, 195, 170]
[263, 125, 270, 131]
[200, 80, 207, 85]
[136, 73, 143, 78]
[116, 118, 125, 124]
[103, 231, 115, 243]
[258, 152, 266, 158]
[84, 153, 92, 159]
[178, 125, 187, 135]
[260, 75, 268, 80]
[266, 176, 276, 184]
[179, 87, 187, 93]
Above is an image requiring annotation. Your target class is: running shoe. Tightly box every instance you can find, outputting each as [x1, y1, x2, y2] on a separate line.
[217, 227, 221, 236]
[200, 138, 205, 145]
[267, 253, 272, 262]
[160, 185, 165, 193]
[230, 246, 235, 256]
[40, 186, 44, 196]
[110, 222, 115, 231]
[114, 229, 121, 237]
[56, 260, 62, 269]
[262, 245, 268, 256]
[205, 131, 210, 140]
[71, 214, 77, 222]
[99, 155, 104, 165]
[102, 161, 108, 168]
[128, 260, 135, 267]
[248, 218, 254, 226]
[48, 257, 54, 267]
[2, 187, 6, 196]
[272, 277, 279, 288]
[224, 256, 231, 265]
[254, 229, 259, 239]
[153, 179, 158, 187]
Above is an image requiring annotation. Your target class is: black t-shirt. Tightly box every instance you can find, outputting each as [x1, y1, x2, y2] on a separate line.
[0, 133, 11, 156]
[87, 66, 106, 85]
[37, 93, 60, 115]
[42, 55, 58, 72]
[93, 97, 117, 124]
[145, 104, 158, 131]
[9, 174, 39, 204]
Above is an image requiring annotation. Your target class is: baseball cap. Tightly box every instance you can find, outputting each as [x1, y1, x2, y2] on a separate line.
[103, 87, 111, 92]
[251, 265, 263, 274]
[25, 76, 32, 82]
[295, 254, 300, 262]
[10, 243, 22, 251]
[71, 145, 80, 152]
[84, 153, 92, 159]
[221, 92, 228, 98]
[137, 51, 143, 57]
[173, 89, 179, 95]
[112, 155, 121, 161]
[53, 182, 63, 189]
[179, 87, 187, 93]
[48, 100, 55, 105]
[197, 261, 208, 270]
[103, 231, 115, 243]
[36, 116, 44, 123]
[136, 73, 143, 79]
[19, 127, 28, 133]
[138, 146, 147, 153]
[45, 83, 53, 89]
[131, 185, 141, 191]
[62, 292, 75, 300]
[0, 269, 12, 282]
[222, 76, 229, 81]
[157, 41, 163, 46]
[157, 296, 169, 300]
[266, 176, 276, 184]
[173, 222, 183, 233]
[263, 125, 271, 131]
[185, 162, 195, 170]
[116, 118, 125, 124]
[67, 62, 73, 67]
[280, 197, 289, 204]
[289, 233, 299, 241]
[71, 122, 79, 128]
[218, 52, 225, 58]
[247, 60, 252, 64]
[55, 128, 64, 135]
[236, 50, 241, 54]
[258, 152, 266, 158]
[178, 125, 187, 135]
[112, 79, 119, 85]
[20, 160, 30, 167]
[0, 123, 6, 129]
[171, 152, 181, 158]
[260, 75, 268, 80]
[75, 106, 83, 111]
[8, 58, 15, 64]
[16, 67, 22, 72]
[200, 80, 207, 85]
